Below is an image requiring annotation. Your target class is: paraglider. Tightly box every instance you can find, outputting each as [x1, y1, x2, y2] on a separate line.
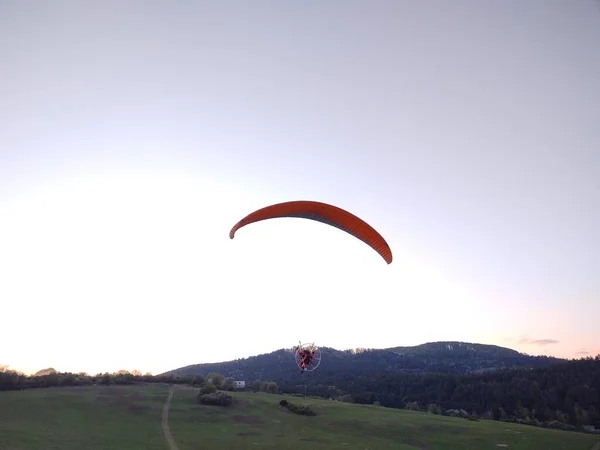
[293, 342, 321, 373]
[229, 200, 392, 264]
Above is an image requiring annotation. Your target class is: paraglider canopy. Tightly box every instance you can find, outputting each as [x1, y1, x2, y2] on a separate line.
[229, 200, 392, 264]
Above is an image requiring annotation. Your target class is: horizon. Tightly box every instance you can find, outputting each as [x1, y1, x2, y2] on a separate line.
[4, 339, 594, 377]
[2, 2, 599, 376]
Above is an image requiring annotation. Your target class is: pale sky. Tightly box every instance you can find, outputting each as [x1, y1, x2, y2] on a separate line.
[1, 1, 599, 376]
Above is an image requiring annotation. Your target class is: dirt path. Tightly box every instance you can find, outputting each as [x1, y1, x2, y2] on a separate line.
[162, 386, 179, 450]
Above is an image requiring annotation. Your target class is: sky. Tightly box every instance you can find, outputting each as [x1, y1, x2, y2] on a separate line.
[1, 1, 599, 376]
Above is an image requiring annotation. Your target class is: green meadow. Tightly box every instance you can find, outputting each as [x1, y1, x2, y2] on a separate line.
[0, 384, 598, 449]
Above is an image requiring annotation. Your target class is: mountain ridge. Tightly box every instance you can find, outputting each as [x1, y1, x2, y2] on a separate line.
[161, 340, 565, 381]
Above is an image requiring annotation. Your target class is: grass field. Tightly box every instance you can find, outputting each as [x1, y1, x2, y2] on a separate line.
[0, 384, 598, 450]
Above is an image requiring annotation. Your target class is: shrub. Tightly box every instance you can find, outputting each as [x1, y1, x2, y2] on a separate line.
[427, 403, 440, 415]
[338, 394, 355, 403]
[200, 383, 217, 395]
[199, 390, 233, 407]
[547, 420, 577, 431]
[279, 399, 316, 416]
[408, 401, 420, 411]
[265, 381, 279, 394]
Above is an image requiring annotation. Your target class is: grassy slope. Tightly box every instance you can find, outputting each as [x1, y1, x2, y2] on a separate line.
[1, 385, 598, 450]
[0, 385, 167, 450]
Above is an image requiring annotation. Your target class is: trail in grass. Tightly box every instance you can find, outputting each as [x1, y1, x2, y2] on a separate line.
[162, 386, 179, 450]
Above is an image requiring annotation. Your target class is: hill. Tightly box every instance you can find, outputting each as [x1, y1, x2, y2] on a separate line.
[162, 341, 600, 430]
[0, 384, 598, 449]
[385, 341, 562, 374]
[162, 341, 564, 382]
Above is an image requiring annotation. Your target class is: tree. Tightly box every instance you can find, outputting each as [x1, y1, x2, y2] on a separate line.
[207, 372, 224, 388]
[191, 374, 205, 386]
[327, 386, 340, 399]
[180, 374, 192, 384]
[266, 381, 279, 394]
[101, 373, 112, 385]
[499, 407, 508, 420]
[252, 379, 262, 392]
[222, 377, 235, 391]
[34, 368, 57, 376]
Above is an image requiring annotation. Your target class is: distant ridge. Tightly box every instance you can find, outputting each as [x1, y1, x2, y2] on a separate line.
[161, 340, 564, 381]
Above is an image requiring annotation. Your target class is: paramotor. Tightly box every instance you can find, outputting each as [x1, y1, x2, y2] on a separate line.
[229, 200, 393, 264]
[293, 342, 321, 373]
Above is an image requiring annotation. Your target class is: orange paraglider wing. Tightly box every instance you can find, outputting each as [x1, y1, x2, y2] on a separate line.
[229, 200, 392, 264]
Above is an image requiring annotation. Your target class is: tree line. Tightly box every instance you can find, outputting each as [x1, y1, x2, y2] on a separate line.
[0, 366, 176, 390]
[0, 366, 280, 396]
[2, 355, 599, 433]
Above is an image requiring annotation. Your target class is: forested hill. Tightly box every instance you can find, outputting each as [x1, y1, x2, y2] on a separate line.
[162, 341, 564, 381]
[385, 341, 561, 373]
[163, 342, 600, 430]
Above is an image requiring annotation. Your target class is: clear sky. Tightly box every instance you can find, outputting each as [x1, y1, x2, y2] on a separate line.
[1, 1, 599, 376]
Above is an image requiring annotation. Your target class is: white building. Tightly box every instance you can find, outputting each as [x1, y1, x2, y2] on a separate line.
[234, 380, 246, 389]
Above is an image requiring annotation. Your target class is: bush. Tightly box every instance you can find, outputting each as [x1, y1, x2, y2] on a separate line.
[199, 390, 233, 407]
[279, 399, 316, 416]
[427, 403, 440, 415]
[338, 394, 355, 403]
[408, 401, 420, 411]
[200, 383, 217, 395]
[547, 420, 577, 431]
[265, 381, 279, 394]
